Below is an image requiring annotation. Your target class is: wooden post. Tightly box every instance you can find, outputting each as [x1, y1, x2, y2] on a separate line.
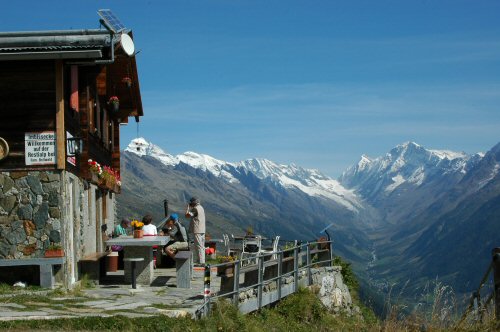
[233, 261, 240, 306]
[277, 251, 282, 301]
[493, 247, 500, 321]
[293, 245, 299, 292]
[306, 243, 312, 286]
[55, 60, 65, 170]
[257, 254, 263, 309]
[204, 264, 211, 316]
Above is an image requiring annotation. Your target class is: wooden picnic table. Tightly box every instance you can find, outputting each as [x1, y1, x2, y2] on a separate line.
[105, 235, 170, 285]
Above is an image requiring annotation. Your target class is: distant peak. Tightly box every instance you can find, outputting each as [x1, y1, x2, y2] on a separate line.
[396, 141, 421, 150]
[356, 154, 372, 171]
[402, 141, 420, 147]
[131, 137, 148, 145]
[126, 137, 152, 156]
[360, 154, 372, 162]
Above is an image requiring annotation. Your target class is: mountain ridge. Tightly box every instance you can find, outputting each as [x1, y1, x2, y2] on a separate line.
[125, 137, 362, 212]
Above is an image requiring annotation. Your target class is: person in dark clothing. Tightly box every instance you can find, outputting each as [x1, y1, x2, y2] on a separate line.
[161, 213, 189, 259]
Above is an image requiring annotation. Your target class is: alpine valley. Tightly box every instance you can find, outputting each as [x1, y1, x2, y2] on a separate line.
[118, 138, 500, 304]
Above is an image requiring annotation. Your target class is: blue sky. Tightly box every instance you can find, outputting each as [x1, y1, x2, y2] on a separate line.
[3, 1, 500, 177]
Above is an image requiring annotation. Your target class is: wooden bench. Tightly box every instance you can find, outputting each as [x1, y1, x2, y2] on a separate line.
[0, 257, 65, 289]
[79, 252, 109, 282]
[174, 251, 192, 288]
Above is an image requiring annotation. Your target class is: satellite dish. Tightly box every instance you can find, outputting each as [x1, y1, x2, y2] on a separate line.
[119, 33, 135, 56]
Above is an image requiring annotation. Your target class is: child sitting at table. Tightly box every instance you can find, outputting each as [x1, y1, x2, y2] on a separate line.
[142, 215, 157, 236]
[142, 214, 158, 268]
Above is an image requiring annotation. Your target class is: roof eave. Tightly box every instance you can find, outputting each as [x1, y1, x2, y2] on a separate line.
[0, 50, 103, 61]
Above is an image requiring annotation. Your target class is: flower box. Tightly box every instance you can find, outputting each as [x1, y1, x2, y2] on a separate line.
[104, 179, 115, 190]
[108, 96, 120, 113]
[44, 249, 64, 257]
[133, 230, 144, 238]
[90, 172, 99, 184]
[122, 77, 132, 88]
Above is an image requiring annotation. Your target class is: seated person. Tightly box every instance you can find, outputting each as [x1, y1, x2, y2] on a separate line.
[142, 214, 159, 267]
[111, 218, 130, 270]
[162, 213, 189, 259]
[113, 218, 130, 238]
[142, 214, 157, 236]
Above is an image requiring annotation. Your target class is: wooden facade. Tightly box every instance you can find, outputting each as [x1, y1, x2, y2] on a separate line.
[0, 25, 143, 288]
[0, 60, 56, 169]
[0, 39, 142, 187]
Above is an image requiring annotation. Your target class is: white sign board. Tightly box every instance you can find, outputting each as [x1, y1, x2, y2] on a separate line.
[25, 131, 56, 165]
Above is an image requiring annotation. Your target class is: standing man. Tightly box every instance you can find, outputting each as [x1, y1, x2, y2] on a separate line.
[185, 197, 205, 265]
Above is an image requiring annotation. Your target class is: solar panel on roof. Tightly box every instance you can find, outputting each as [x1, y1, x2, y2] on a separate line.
[98, 9, 126, 33]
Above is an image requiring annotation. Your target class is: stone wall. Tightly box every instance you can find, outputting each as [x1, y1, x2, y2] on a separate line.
[0, 171, 62, 259]
[312, 266, 359, 315]
[0, 170, 117, 288]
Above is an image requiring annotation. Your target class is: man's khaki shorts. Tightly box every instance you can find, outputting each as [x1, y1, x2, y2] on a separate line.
[166, 241, 189, 253]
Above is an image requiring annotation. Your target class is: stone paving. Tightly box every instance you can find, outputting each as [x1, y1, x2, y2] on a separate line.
[0, 267, 221, 321]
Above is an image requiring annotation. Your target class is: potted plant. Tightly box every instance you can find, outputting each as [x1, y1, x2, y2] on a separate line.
[108, 96, 120, 113]
[131, 220, 144, 238]
[216, 255, 235, 276]
[88, 159, 102, 183]
[122, 76, 132, 88]
[44, 243, 64, 257]
[283, 242, 295, 258]
[101, 166, 117, 189]
[317, 236, 329, 250]
[245, 226, 253, 236]
[112, 173, 121, 192]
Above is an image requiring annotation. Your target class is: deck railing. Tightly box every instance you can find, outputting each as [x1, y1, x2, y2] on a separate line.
[457, 247, 500, 326]
[197, 240, 333, 317]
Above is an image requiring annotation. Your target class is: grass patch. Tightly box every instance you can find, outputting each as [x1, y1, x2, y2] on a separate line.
[0, 282, 44, 295]
[0, 288, 369, 331]
[0, 276, 497, 331]
[332, 256, 359, 291]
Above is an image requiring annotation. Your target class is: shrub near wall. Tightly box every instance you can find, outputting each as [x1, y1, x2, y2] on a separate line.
[0, 171, 61, 259]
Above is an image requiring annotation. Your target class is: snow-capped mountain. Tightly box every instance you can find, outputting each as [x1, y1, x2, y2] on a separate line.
[119, 138, 374, 265]
[339, 141, 484, 198]
[126, 137, 361, 211]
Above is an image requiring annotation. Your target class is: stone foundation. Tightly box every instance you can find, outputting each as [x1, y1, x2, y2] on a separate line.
[0, 170, 117, 289]
[0, 171, 62, 259]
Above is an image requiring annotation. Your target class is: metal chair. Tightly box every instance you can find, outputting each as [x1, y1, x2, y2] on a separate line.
[222, 234, 230, 256]
[261, 235, 280, 260]
[241, 235, 262, 266]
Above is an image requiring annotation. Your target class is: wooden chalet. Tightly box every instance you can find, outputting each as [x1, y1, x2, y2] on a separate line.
[0, 11, 143, 288]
